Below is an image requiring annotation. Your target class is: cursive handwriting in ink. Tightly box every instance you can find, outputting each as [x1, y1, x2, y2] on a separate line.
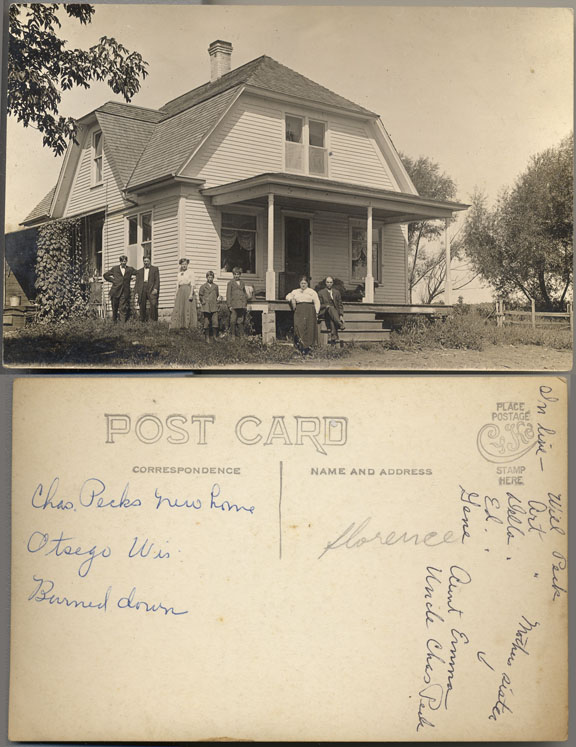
[28, 576, 111, 611]
[446, 565, 471, 618]
[117, 586, 188, 616]
[154, 488, 202, 511]
[535, 424, 556, 472]
[424, 566, 444, 628]
[506, 493, 526, 545]
[416, 639, 445, 732]
[79, 478, 142, 509]
[209, 483, 255, 514]
[506, 616, 539, 666]
[551, 551, 567, 601]
[536, 385, 558, 416]
[459, 486, 480, 543]
[128, 536, 171, 560]
[444, 628, 470, 708]
[319, 517, 457, 559]
[31, 477, 74, 511]
[548, 492, 565, 535]
[26, 530, 111, 577]
[527, 500, 547, 542]
[488, 672, 513, 721]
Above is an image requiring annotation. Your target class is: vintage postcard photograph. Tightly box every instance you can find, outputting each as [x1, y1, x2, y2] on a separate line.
[9, 375, 568, 741]
[2, 4, 573, 369]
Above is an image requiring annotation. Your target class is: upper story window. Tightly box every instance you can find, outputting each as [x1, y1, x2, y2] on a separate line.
[92, 131, 103, 185]
[127, 211, 152, 261]
[285, 115, 327, 176]
[220, 212, 257, 275]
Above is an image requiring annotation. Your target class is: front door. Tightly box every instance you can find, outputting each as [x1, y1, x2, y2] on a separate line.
[284, 216, 310, 290]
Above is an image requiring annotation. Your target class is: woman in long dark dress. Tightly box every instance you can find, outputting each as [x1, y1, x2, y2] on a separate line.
[169, 258, 198, 330]
[286, 275, 320, 355]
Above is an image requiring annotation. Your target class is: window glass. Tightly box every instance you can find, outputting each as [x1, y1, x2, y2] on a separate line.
[309, 120, 325, 147]
[221, 213, 257, 274]
[93, 131, 103, 183]
[351, 226, 380, 282]
[128, 216, 138, 245]
[142, 213, 152, 243]
[285, 116, 303, 143]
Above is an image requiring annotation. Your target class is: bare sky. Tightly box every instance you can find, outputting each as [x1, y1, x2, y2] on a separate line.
[4, 3, 573, 299]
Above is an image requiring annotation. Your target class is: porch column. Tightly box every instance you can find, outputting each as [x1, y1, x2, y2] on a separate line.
[363, 204, 375, 303]
[444, 218, 452, 305]
[266, 193, 276, 300]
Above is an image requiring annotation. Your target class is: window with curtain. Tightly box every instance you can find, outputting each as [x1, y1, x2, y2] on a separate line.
[351, 224, 381, 282]
[221, 213, 257, 274]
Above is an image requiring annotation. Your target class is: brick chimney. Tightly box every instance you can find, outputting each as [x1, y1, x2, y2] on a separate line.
[208, 40, 233, 82]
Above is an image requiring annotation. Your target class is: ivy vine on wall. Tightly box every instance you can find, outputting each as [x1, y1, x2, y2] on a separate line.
[35, 218, 90, 322]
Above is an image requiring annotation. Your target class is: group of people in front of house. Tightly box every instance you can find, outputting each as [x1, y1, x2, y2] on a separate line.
[103, 256, 345, 352]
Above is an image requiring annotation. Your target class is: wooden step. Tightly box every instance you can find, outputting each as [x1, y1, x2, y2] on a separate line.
[319, 328, 391, 345]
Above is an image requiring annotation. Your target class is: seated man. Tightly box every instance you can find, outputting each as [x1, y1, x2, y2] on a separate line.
[318, 276, 345, 344]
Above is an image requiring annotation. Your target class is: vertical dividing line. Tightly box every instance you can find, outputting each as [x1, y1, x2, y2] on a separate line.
[278, 460, 283, 560]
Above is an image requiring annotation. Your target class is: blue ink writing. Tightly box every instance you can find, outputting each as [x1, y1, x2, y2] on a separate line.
[154, 488, 201, 510]
[28, 576, 111, 611]
[210, 483, 255, 514]
[117, 587, 188, 616]
[79, 478, 142, 509]
[26, 530, 111, 577]
[31, 477, 74, 511]
[128, 536, 171, 560]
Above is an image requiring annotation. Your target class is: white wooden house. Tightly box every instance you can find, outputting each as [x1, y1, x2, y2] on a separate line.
[21, 40, 467, 340]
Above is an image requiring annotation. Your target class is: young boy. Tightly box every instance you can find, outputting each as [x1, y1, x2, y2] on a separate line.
[198, 271, 220, 342]
[226, 267, 249, 337]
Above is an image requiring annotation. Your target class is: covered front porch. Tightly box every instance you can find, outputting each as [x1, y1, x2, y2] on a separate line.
[202, 172, 468, 342]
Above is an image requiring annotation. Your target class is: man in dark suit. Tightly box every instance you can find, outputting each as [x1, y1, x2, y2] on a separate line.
[318, 276, 345, 344]
[103, 255, 136, 322]
[135, 256, 160, 322]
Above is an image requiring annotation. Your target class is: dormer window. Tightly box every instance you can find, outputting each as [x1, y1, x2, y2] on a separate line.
[92, 130, 103, 185]
[285, 115, 328, 176]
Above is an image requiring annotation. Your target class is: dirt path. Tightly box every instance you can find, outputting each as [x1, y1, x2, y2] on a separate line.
[223, 344, 572, 371]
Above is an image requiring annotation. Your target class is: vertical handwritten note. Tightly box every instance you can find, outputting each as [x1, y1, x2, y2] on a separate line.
[10, 377, 567, 741]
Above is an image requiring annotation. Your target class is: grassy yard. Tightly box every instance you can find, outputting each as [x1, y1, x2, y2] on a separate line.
[3, 311, 572, 369]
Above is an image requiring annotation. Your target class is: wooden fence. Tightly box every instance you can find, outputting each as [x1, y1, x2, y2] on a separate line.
[495, 300, 573, 331]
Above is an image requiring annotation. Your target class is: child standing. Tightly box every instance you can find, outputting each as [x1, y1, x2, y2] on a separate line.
[226, 267, 249, 337]
[198, 271, 220, 342]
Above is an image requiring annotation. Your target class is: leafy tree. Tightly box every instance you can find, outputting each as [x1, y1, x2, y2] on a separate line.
[462, 134, 573, 310]
[400, 153, 458, 302]
[8, 3, 148, 155]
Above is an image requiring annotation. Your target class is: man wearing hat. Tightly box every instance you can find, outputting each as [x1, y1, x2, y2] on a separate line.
[103, 255, 136, 322]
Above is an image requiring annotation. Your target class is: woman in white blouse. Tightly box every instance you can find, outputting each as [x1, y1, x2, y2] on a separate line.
[286, 275, 320, 355]
[169, 258, 198, 330]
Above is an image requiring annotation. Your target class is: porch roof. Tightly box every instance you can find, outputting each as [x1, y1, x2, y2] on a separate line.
[201, 173, 469, 222]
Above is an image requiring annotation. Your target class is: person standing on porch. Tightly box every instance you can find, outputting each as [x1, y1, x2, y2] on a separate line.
[103, 255, 136, 322]
[169, 258, 197, 330]
[226, 267, 248, 337]
[198, 271, 220, 342]
[318, 276, 345, 345]
[135, 256, 160, 322]
[286, 275, 320, 356]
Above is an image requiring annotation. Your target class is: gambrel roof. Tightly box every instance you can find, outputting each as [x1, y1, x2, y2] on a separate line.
[22, 54, 394, 223]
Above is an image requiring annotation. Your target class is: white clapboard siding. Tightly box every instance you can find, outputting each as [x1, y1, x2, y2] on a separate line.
[153, 197, 180, 308]
[183, 97, 283, 187]
[377, 224, 408, 303]
[102, 213, 125, 271]
[311, 212, 350, 286]
[328, 119, 395, 190]
[64, 128, 124, 217]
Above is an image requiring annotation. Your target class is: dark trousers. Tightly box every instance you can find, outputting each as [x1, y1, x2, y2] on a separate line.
[203, 311, 219, 336]
[111, 291, 131, 322]
[324, 307, 343, 340]
[229, 308, 246, 336]
[138, 284, 158, 322]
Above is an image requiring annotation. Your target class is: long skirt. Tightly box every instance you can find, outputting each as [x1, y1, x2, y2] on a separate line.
[169, 284, 198, 330]
[293, 302, 318, 350]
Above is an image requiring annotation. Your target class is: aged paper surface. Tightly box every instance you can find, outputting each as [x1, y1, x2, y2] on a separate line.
[9, 376, 567, 741]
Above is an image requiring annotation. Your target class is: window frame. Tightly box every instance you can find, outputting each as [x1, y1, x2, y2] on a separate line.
[349, 219, 382, 284]
[126, 210, 153, 264]
[92, 130, 103, 186]
[219, 207, 262, 278]
[284, 113, 329, 177]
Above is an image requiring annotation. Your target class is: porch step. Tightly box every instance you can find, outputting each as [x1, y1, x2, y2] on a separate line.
[319, 327, 391, 345]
